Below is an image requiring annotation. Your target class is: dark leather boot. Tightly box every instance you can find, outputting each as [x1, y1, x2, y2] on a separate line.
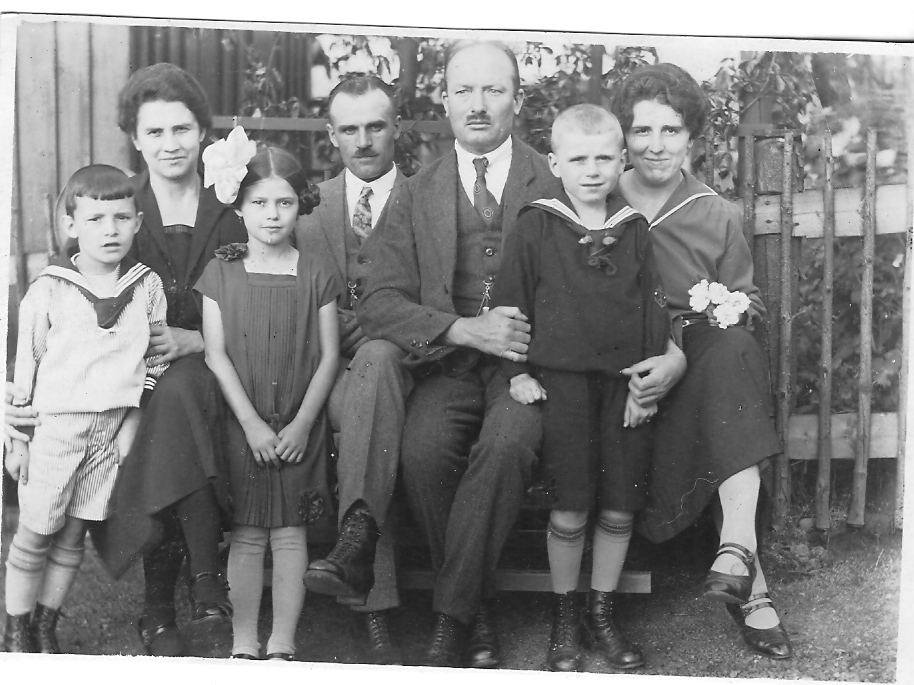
[3, 612, 36, 653]
[466, 602, 500, 668]
[30, 603, 61, 654]
[418, 613, 466, 668]
[304, 503, 380, 602]
[365, 611, 403, 665]
[582, 590, 644, 669]
[547, 591, 582, 672]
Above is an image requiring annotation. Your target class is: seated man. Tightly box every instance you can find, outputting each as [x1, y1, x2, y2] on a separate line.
[357, 40, 556, 668]
[297, 75, 413, 665]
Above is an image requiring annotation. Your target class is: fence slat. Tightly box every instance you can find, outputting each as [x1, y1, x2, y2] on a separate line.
[90, 24, 132, 172]
[749, 183, 907, 237]
[774, 134, 795, 525]
[56, 22, 92, 191]
[899, 59, 914, 530]
[816, 129, 836, 529]
[848, 129, 878, 526]
[788, 412, 899, 460]
[16, 21, 57, 259]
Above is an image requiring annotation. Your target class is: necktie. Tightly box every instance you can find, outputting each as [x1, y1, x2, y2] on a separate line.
[472, 157, 498, 227]
[352, 185, 373, 242]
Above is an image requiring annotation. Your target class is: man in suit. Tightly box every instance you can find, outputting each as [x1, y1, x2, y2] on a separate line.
[296, 75, 413, 665]
[358, 41, 557, 668]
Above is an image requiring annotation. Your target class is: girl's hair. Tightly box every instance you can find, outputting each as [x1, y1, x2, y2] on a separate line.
[235, 147, 320, 216]
[611, 63, 709, 141]
[62, 164, 135, 216]
[117, 62, 213, 136]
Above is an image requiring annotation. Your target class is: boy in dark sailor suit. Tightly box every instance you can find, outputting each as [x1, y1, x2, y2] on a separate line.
[3, 165, 168, 654]
[491, 105, 669, 673]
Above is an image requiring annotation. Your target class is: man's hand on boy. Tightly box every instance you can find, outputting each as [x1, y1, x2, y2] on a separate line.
[624, 393, 657, 428]
[509, 374, 547, 405]
[5, 440, 30, 484]
[146, 325, 204, 363]
[4, 381, 38, 450]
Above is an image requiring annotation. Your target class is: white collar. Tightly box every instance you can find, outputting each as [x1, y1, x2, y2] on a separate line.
[454, 136, 513, 169]
[344, 165, 397, 197]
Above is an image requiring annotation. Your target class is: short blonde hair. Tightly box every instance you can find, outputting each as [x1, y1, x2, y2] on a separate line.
[551, 104, 622, 152]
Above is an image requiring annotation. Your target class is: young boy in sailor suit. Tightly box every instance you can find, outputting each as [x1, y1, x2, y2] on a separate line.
[3, 164, 168, 653]
[491, 105, 669, 672]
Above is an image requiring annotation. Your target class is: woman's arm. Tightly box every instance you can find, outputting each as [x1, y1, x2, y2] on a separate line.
[145, 325, 204, 364]
[201, 295, 281, 467]
[276, 301, 340, 463]
[620, 338, 687, 406]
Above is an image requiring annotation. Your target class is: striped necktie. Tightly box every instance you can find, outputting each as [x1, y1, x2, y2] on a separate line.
[352, 185, 373, 242]
[472, 157, 498, 226]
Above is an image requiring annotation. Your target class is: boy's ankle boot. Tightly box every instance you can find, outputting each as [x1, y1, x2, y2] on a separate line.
[30, 603, 61, 654]
[547, 591, 583, 672]
[583, 590, 644, 669]
[4, 612, 37, 653]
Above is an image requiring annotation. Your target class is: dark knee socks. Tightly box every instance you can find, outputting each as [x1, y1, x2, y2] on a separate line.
[174, 485, 222, 579]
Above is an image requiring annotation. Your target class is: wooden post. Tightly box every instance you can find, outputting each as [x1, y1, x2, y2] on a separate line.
[740, 131, 756, 249]
[848, 129, 878, 526]
[587, 44, 605, 105]
[774, 134, 795, 525]
[816, 129, 836, 530]
[899, 59, 913, 530]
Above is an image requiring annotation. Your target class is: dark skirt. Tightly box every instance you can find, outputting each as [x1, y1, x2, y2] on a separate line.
[92, 353, 229, 578]
[538, 368, 650, 512]
[636, 323, 782, 543]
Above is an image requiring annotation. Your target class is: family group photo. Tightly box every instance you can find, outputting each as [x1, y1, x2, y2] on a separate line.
[0, 11, 910, 683]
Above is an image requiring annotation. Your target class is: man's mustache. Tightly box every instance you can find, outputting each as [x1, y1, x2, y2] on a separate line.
[352, 149, 378, 158]
[466, 115, 491, 125]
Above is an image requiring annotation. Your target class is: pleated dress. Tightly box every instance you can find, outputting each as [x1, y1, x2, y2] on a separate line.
[195, 250, 342, 528]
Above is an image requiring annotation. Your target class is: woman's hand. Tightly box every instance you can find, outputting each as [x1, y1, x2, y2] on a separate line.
[4, 382, 38, 450]
[241, 417, 282, 468]
[621, 342, 687, 406]
[146, 325, 204, 364]
[624, 393, 657, 428]
[5, 440, 30, 484]
[276, 417, 313, 465]
[509, 373, 547, 405]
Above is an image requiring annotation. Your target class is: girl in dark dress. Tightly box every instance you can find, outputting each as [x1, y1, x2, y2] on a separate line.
[95, 63, 246, 656]
[611, 63, 792, 660]
[196, 142, 340, 660]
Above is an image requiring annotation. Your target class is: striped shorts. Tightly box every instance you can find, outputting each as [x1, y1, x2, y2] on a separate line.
[18, 408, 129, 535]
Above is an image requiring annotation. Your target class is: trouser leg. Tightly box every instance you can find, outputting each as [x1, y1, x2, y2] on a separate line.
[433, 365, 541, 624]
[400, 371, 483, 575]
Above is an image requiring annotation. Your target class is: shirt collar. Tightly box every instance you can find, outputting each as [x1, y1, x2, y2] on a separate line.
[454, 135, 513, 171]
[344, 164, 398, 197]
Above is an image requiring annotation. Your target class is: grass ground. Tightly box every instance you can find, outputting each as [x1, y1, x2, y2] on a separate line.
[0, 501, 903, 683]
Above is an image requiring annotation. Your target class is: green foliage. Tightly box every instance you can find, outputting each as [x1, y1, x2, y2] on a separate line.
[794, 234, 905, 415]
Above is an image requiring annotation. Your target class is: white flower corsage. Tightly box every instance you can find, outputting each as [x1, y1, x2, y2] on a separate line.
[202, 126, 257, 205]
[688, 279, 752, 329]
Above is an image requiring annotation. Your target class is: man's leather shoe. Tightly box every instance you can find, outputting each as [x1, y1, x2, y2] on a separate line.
[365, 611, 403, 665]
[304, 504, 380, 602]
[417, 613, 466, 668]
[466, 603, 500, 668]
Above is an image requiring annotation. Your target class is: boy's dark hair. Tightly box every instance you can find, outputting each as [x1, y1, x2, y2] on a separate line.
[117, 62, 212, 136]
[327, 75, 398, 121]
[62, 164, 136, 216]
[611, 63, 709, 141]
[442, 40, 521, 95]
[235, 147, 320, 216]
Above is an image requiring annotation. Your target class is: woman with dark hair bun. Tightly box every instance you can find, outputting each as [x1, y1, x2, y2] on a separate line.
[611, 63, 793, 660]
[95, 62, 247, 657]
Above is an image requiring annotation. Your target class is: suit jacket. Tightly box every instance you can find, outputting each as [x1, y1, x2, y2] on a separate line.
[357, 137, 557, 369]
[128, 170, 247, 330]
[296, 168, 406, 354]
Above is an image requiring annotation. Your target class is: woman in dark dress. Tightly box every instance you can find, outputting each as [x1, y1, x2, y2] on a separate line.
[611, 63, 792, 660]
[95, 63, 246, 656]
